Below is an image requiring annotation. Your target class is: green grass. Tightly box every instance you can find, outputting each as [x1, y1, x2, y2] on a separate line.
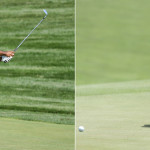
[77, 0, 150, 85]
[77, 80, 150, 150]
[0, 118, 74, 150]
[0, 0, 74, 125]
[77, 0, 150, 149]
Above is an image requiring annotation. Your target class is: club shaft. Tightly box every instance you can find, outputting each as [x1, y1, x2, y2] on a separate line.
[14, 17, 46, 52]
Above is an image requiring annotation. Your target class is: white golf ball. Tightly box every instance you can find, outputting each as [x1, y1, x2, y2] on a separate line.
[79, 126, 84, 132]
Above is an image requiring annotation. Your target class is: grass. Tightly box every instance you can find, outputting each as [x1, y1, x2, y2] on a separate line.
[77, 0, 150, 85]
[76, 0, 150, 149]
[77, 80, 150, 150]
[0, 0, 74, 125]
[0, 1, 74, 149]
[0, 118, 74, 150]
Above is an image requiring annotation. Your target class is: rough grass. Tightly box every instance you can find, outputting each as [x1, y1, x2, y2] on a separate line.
[0, 0, 74, 125]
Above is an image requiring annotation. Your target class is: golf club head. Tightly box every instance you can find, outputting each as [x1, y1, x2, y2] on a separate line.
[43, 9, 48, 18]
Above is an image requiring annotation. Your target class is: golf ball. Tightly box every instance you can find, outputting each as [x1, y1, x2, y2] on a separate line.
[79, 126, 84, 132]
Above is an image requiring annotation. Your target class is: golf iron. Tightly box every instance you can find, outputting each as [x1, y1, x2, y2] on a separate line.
[2, 9, 48, 63]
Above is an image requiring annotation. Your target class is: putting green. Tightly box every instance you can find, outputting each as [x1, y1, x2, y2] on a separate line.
[77, 0, 150, 85]
[0, 118, 74, 150]
[76, 80, 150, 150]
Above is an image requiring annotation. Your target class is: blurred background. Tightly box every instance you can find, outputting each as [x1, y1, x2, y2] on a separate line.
[0, 0, 75, 150]
[77, 0, 150, 85]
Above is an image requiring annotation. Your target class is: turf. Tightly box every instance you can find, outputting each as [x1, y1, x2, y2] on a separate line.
[77, 0, 150, 85]
[0, 118, 74, 150]
[76, 0, 150, 149]
[77, 80, 150, 150]
[0, 0, 74, 125]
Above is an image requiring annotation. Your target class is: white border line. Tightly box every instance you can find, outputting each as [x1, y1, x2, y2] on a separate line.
[75, 0, 76, 148]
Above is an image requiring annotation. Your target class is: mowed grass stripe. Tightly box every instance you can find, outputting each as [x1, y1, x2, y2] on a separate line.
[0, 65, 73, 70]
[0, 29, 74, 37]
[0, 95, 74, 110]
[0, 77, 74, 90]
[0, 110, 74, 124]
[0, 8, 74, 16]
[0, 0, 74, 124]
[10, 95, 73, 103]
[0, 66, 74, 80]
[0, 77, 74, 100]
[0, 105, 74, 115]
[0, 86, 74, 100]
[0, 40, 74, 50]
[0, 68, 74, 80]
[0, 96, 74, 108]
[0, 95, 74, 104]
[77, 80, 150, 96]
[0, 0, 74, 9]
[1, 99, 74, 106]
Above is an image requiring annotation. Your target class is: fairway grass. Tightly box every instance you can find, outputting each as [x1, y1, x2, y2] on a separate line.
[77, 80, 150, 150]
[0, 0, 74, 124]
[0, 1, 74, 149]
[0, 118, 74, 150]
